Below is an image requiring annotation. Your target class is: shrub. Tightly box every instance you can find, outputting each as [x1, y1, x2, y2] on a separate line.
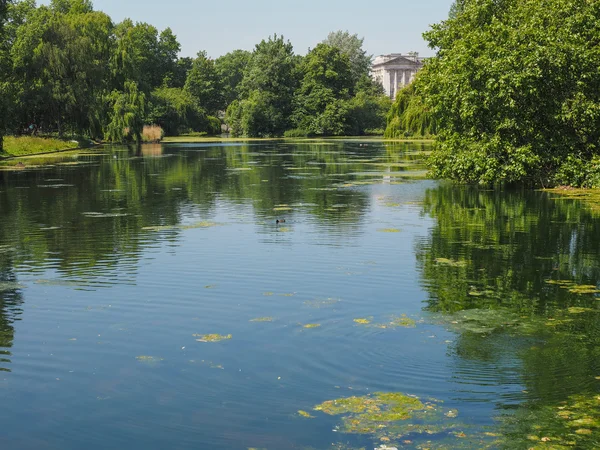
[283, 128, 309, 138]
[142, 125, 164, 143]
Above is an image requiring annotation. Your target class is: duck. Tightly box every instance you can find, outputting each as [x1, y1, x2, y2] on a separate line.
[276, 219, 286, 224]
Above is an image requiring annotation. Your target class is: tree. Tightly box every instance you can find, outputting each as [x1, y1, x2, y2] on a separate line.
[0, 0, 11, 152]
[105, 81, 145, 143]
[292, 43, 353, 136]
[385, 84, 436, 138]
[184, 51, 223, 115]
[323, 31, 372, 87]
[215, 49, 251, 107]
[230, 35, 298, 137]
[420, 0, 600, 186]
[148, 87, 208, 135]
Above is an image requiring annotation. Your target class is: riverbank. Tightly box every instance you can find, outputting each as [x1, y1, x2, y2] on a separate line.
[0, 136, 95, 159]
[162, 135, 436, 144]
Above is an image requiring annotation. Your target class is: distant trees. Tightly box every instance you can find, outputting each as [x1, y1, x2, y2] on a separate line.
[1, 2, 390, 143]
[227, 31, 389, 138]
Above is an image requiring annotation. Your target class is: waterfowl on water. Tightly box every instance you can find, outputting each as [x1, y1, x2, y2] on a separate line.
[276, 219, 286, 224]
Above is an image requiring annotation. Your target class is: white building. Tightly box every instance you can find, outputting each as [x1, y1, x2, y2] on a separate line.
[371, 53, 425, 99]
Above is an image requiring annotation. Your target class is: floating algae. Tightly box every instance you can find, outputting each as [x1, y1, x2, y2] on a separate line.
[297, 410, 315, 419]
[82, 212, 129, 218]
[312, 392, 485, 446]
[435, 258, 468, 268]
[499, 393, 600, 449]
[194, 334, 232, 342]
[354, 318, 372, 325]
[545, 279, 600, 295]
[143, 221, 220, 232]
[250, 317, 274, 322]
[303, 324, 321, 329]
[369, 314, 416, 329]
[136, 356, 163, 365]
[305, 297, 341, 308]
[378, 228, 401, 233]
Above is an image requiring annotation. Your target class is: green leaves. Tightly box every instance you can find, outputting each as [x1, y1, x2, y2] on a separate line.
[421, 0, 600, 186]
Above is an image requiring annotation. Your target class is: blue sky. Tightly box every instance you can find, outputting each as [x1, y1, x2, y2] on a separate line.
[40, 0, 454, 59]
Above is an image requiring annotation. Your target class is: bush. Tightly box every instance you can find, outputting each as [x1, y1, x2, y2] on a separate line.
[142, 125, 164, 143]
[554, 156, 600, 188]
[206, 116, 221, 135]
[283, 128, 309, 138]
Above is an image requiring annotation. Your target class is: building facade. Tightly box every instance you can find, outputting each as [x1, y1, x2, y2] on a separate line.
[371, 53, 424, 99]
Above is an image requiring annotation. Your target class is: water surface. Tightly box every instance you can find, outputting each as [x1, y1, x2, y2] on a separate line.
[0, 141, 599, 449]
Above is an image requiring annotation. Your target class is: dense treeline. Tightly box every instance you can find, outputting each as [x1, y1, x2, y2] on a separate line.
[410, 0, 600, 187]
[0, 1, 391, 151]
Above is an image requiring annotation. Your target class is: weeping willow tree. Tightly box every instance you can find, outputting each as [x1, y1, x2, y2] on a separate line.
[384, 84, 436, 138]
[104, 81, 146, 143]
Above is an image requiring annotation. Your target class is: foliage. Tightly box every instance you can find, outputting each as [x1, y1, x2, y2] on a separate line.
[323, 30, 372, 87]
[292, 44, 353, 136]
[148, 87, 208, 136]
[420, 0, 600, 186]
[104, 81, 145, 143]
[215, 49, 251, 107]
[184, 51, 223, 115]
[230, 35, 298, 137]
[385, 84, 436, 138]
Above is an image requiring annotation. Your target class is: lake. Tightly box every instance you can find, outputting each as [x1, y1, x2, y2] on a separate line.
[0, 140, 599, 450]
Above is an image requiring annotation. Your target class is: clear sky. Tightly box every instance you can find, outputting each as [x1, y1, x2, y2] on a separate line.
[40, 0, 454, 59]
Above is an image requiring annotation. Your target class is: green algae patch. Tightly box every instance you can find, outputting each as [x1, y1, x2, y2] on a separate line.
[250, 317, 274, 322]
[567, 307, 594, 314]
[297, 410, 315, 419]
[273, 207, 293, 211]
[143, 221, 220, 232]
[277, 227, 292, 232]
[370, 314, 417, 329]
[314, 392, 426, 434]
[435, 257, 467, 267]
[0, 281, 24, 292]
[303, 323, 321, 329]
[136, 356, 163, 365]
[354, 318, 372, 325]
[194, 333, 232, 342]
[305, 297, 341, 308]
[545, 279, 600, 295]
[378, 228, 401, 233]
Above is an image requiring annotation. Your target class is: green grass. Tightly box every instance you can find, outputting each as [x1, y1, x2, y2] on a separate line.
[2, 136, 86, 157]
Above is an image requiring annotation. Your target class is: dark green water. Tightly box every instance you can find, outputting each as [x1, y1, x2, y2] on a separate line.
[0, 141, 599, 450]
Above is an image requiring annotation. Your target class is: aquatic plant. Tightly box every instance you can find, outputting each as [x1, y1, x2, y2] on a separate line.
[250, 317, 274, 322]
[303, 324, 321, 329]
[193, 334, 232, 342]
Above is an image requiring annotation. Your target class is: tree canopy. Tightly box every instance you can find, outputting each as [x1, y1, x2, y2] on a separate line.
[419, 0, 600, 187]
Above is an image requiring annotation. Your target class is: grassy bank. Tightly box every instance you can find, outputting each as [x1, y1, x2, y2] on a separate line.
[162, 135, 435, 144]
[1, 136, 90, 158]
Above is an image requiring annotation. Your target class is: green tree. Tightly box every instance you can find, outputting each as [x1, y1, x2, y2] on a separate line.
[105, 81, 145, 143]
[420, 0, 600, 186]
[0, 0, 12, 153]
[229, 35, 298, 137]
[385, 84, 436, 138]
[148, 87, 208, 135]
[184, 51, 223, 115]
[323, 30, 372, 87]
[292, 43, 353, 136]
[215, 49, 251, 107]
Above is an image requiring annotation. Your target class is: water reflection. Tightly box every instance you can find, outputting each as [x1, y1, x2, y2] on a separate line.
[417, 184, 600, 447]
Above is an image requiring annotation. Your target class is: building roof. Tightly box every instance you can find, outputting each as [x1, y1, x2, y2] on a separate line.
[372, 54, 424, 68]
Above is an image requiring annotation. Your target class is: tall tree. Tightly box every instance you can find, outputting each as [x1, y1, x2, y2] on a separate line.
[323, 31, 372, 87]
[0, 0, 12, 152]
[292, 43, 353, 135]
[215, 49, 251, 107]
[228, 35, 298, 137]
[184, 51, 223, 115]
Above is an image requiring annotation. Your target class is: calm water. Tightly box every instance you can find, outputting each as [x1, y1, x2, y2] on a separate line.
[0, 141, 599, 449]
